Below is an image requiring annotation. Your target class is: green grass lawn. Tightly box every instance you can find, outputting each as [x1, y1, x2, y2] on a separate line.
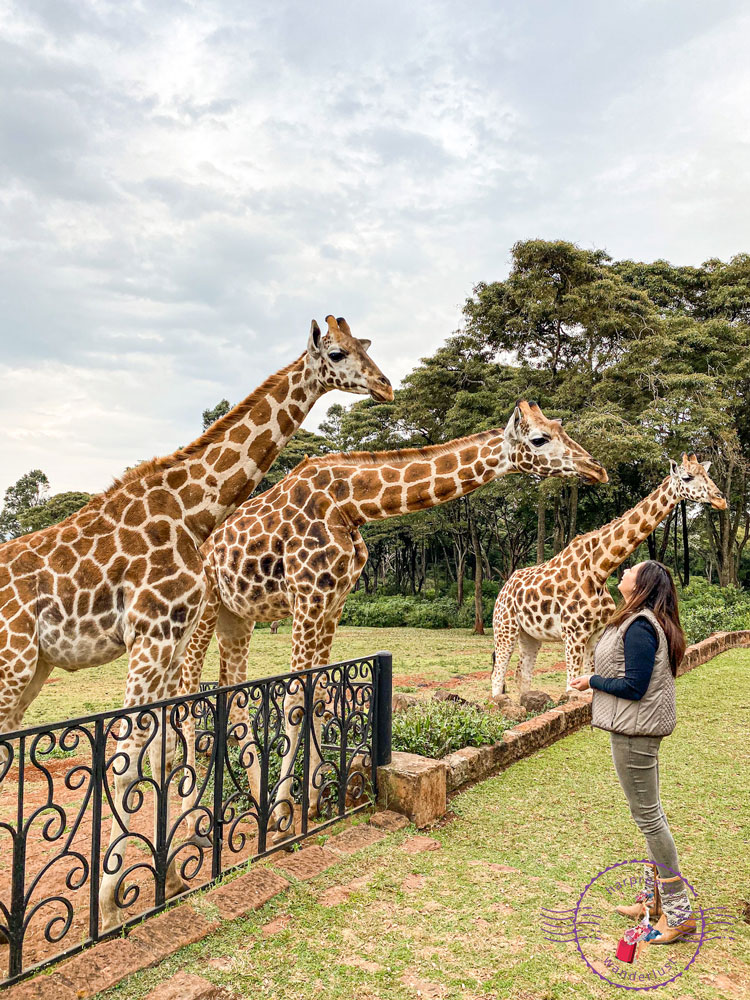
[22, 626, 566, 729]
[94, 648, 750, 1000]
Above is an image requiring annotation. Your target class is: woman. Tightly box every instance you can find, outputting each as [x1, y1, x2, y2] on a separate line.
[570, 560, 696, 944]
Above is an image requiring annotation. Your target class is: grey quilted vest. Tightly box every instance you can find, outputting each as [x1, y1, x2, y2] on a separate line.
[590, 608, 677, 737]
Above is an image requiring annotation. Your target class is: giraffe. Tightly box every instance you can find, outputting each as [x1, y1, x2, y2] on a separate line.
[490, 454, 727, 698]
[176, 401, 608, 831]
[0, 315, 392, 931]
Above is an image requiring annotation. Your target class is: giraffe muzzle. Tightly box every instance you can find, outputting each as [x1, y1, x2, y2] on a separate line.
[369, 376, 394, 403]
[579, 460, 609, 485]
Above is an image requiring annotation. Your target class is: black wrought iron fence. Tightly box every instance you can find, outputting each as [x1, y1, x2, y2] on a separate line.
[0, 651, 392, 987]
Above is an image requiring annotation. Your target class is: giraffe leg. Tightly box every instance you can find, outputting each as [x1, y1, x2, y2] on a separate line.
[269, 602, 332, 839]
[517, 630, 542, 696]
[582, 627, 602, 675]
[177, 589, 221, 828]
[491, 601, 518, 700]
[214, 610, 260, 821]
[0, 617, 40, 762]
[100, 634, 192, 932]
[306, 611, 345, 820]
[562, 631, 587, 691]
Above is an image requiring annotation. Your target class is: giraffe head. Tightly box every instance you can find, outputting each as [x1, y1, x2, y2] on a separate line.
[307, 315, 394, 402]
[503, 400, 608, 484]
[669, 453, 726, 509]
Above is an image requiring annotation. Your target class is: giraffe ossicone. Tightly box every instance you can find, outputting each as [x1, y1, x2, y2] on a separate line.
[0, 313, 392, 932]
[175, 400, 607, 834]
[491, 453, 727, 699]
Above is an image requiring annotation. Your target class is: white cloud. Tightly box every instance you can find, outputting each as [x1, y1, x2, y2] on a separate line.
[1, 0, 749, 496]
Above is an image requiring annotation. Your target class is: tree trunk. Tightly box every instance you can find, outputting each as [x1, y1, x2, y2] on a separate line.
[457, 551, 465, 606]
[646, 531, 656, 560]
[536, 492, 545, 563]
[553, 494, 564, 554]
[470, 514, 484, 635]
[680, 500, 690, 587]
[673, 506, 683, 586]
[658, 511, 674, 563]
[568, 479, 578, 542]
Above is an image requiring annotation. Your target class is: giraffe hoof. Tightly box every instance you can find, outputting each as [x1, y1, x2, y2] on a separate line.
[186, 832, 213, 849]
[100, 908, 126, 935]
[165, 875, 190, 900]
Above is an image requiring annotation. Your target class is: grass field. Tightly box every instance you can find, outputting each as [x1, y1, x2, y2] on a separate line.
[93, 648, 750, 1000]
[22, 626, 567, 729]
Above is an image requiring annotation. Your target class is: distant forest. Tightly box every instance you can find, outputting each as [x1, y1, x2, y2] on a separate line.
[3, 241, 749, 630]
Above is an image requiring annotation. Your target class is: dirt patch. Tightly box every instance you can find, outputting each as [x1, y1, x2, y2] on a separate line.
[316, 875, 371, 907]
[401, 836, 442, 854]
[261, 914, 291, 936]
[401, 873, 427, 892]
[342, 955, 384, 973]
[400, 969, 447, 999]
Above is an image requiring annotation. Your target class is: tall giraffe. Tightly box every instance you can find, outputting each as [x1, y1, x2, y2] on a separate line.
[491, 454, 726, 698]
[177, 401, 607, 827]
[0, 315, 392, 930]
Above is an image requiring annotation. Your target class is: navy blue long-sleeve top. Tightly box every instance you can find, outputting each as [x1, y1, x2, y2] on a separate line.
[589, 616, 658, 701]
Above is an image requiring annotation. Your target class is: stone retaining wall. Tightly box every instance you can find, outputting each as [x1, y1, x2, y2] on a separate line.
[378, 628, 750, 827]
[676, 628, 750, 676]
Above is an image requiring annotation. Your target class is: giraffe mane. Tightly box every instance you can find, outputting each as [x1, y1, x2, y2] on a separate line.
[103, 355, 306, 495]
[298, 429, 499, 471]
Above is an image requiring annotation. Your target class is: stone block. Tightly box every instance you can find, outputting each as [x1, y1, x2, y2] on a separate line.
[519, 689, 553, 713]
[144, 971, 234, 1000]
[270, 844, 338, 881]
[368, 809, 410, 831]
[376, 751, 447, 828]
[4, 972, 79, 1000]
[207, 866, 290, 920]
[443, 745, 484, 790]
[392, 692, 420, 712]
[325, 822, 386, 855]
[129, 903, 219, 963]
[401, 835, 442, 854]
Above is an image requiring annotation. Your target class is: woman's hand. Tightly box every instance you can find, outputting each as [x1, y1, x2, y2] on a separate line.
[570, 675, 592, 691]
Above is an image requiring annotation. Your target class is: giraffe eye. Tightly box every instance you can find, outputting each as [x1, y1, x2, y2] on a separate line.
[328, 350, 347, 363]
[681, 475, 694, 482]
[530, 436, 548, 447]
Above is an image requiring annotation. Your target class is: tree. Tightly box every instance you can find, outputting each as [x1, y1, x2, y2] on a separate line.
[0, 470, 50, 540]
[202, 398, 231, 430]
[18, 492, 92, 534]
[255, 429, 334, 493]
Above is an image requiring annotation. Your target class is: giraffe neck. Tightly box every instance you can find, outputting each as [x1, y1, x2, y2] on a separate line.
[167, 355, 323, 541]
[325, 430, 512, 525]
[590, 476, 680, 580]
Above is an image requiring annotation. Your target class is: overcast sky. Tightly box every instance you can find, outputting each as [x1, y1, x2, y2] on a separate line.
[1, 0, 749, 498]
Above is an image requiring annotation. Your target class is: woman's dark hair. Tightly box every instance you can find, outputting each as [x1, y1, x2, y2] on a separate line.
[610, 560, 686, 676]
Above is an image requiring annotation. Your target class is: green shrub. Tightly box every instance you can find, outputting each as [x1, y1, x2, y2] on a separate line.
[678, 580, 750, 644]
[392, 700, 515, 758]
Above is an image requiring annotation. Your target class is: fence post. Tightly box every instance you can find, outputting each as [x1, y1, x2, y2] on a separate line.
[374, 651, 392, 770]
[89, 718, 104, 941]
[212, 688, 227, 879]
[8, 735, 26, 980]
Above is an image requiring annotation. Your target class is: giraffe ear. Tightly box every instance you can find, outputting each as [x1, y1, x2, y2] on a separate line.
[701, 460, 711, 473]
[669, 458, 679, 474]
[504, 405, 522, 443]
[308, 320, 322, 356]
[358, 338, 372, 351]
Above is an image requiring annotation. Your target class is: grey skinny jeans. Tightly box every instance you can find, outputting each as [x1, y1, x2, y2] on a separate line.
[609, 732, 681, 882]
